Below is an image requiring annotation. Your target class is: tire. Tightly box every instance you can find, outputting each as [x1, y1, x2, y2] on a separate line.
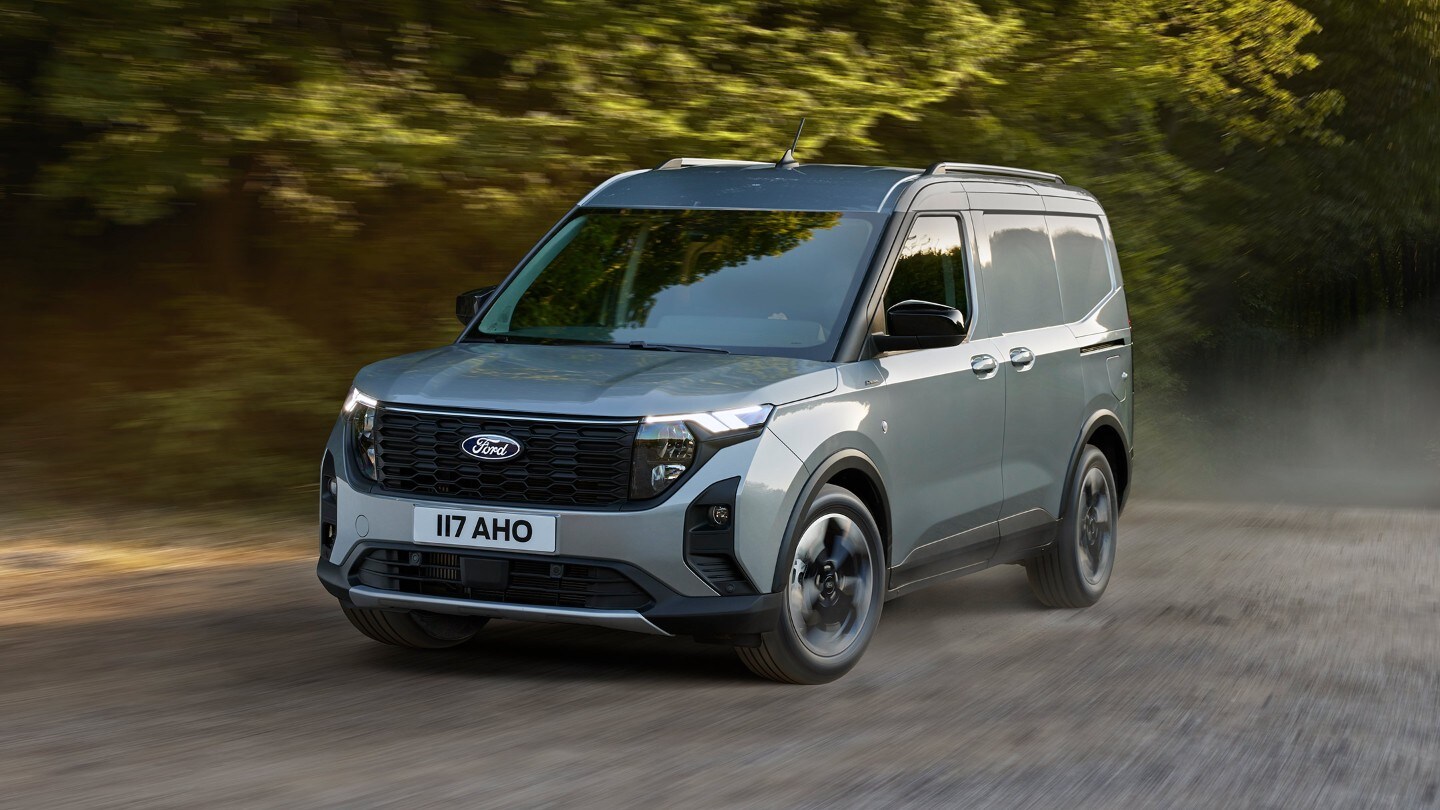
[737, 485, 886, 684]
[1025, 445, 1118, 608]
[342, 606, 487, 649]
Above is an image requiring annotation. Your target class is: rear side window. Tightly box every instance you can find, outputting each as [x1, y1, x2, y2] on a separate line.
[1049, 215, 1114, 321]
[884, 216, 967, 315]
[979, 213, 1062, 334]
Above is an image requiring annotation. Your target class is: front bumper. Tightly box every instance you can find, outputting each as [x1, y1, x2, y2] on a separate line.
[323, 413, 810, 599]
[318, 548, 780, 641]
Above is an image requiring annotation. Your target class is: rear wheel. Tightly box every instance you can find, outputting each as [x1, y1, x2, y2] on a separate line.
[737, 485, 885, 684]
[1025, 445, 1118, 608]
[342, 606, 487, 649]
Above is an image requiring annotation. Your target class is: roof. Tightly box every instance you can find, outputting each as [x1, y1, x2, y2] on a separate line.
[578, 162, 1096, 214]
[580, 163, 923, 213]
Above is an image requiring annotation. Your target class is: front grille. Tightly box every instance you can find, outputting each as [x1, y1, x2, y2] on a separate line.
[375, 407, 638, 507]
[355, 548, 653, 610]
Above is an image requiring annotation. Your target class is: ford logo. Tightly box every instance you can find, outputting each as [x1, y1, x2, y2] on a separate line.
[460, 434, 523, 461]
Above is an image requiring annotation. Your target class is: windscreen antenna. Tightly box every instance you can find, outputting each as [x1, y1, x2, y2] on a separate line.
[776, 118, 806, 168]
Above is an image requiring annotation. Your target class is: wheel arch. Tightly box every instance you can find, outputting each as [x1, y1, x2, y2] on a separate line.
[1067, 410, 1132, 515]
[771, 450, 892, 592]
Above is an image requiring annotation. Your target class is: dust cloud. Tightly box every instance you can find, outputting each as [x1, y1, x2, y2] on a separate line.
[1137, 303, 1440, 509]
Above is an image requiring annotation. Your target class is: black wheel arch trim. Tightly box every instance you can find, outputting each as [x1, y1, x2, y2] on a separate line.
[1064, 410, 1132, 516]
[769, 449, 892, 593]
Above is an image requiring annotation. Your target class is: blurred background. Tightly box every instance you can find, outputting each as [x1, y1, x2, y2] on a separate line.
[1, 0, 1437, 514]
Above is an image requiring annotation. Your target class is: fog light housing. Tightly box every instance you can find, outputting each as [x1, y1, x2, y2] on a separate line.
[708, 504, 731, 526]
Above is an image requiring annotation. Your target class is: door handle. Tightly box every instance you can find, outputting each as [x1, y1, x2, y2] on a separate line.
[970, 355, 998, 378]
[1009, 347, 1035, 371]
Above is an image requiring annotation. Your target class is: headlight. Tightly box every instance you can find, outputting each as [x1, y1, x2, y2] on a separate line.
[630, 421, 695, 499]
[343, 387, 379, 481]
[629, 405, 773, 500]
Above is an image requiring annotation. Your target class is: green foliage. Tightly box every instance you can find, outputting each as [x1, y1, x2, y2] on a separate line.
[15, 0, 1020, 224]
[99, 298, 342, 500]
[506, 0, 1020, 160]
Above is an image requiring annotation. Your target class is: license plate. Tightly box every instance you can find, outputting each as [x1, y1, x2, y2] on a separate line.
[412, 506, 557, 553]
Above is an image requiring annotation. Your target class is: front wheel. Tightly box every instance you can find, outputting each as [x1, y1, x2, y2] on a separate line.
[737, 485, 886, 684]
[1024, 445, 1118, 608]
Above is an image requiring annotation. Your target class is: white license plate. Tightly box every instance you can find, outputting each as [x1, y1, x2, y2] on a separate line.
[412, 506, 556, 553]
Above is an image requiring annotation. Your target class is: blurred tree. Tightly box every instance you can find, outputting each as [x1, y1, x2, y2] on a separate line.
[10, 0, 1017, 228]
[1224, 0, 1440, 340]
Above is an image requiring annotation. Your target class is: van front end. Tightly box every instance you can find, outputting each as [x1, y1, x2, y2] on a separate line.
[315, 390, 812, 645]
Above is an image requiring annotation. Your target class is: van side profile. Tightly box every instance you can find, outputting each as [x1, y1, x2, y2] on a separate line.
[317, 158, 1133, 683]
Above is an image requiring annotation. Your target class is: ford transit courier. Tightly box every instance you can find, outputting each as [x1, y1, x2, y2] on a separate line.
[317, 158, 1134, 683]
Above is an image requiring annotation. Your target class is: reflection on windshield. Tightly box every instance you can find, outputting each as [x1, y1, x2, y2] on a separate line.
[475, 209, 882, 360]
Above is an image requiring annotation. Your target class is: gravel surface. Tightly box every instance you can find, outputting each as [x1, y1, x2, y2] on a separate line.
[2, 500, 1438, 809]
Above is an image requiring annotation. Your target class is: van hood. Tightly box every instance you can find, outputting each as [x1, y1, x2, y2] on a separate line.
[352, 343, 839, 418]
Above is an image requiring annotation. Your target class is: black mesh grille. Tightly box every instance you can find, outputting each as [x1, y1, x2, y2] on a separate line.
[354, 548, 653, 610]
[375, 407, 638, 507]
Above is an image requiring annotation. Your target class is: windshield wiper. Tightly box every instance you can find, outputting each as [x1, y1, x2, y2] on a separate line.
[467, 335, 730, 353]
[598, 341, 730, 354]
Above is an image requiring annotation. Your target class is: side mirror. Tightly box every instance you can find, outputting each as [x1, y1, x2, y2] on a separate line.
[872, 299, 966, 353]
[456, 286, 498, 325]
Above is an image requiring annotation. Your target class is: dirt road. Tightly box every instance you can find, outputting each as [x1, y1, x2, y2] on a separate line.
[2, 501, 1437, 808]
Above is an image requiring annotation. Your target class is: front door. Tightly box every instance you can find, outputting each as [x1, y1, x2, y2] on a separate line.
[876, 215, 1006, 586]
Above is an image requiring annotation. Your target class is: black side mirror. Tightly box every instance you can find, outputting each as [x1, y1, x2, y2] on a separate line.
[872, 299, 966, 353]
[456, 286, 498, 325]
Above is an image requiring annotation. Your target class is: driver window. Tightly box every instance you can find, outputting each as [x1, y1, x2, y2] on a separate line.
[884, 216, 968, 322]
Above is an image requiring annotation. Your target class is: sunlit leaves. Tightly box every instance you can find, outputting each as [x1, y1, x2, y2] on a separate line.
[18, 0, 1020, 223]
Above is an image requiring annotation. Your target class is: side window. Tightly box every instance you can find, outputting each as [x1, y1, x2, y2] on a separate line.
[979, 213, 1063, 333]
[884, 216, 968, 317]
[1049, 215, 1114, 322]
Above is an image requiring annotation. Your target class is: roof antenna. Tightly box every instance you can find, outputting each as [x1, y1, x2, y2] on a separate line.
[776, 118, 805, 168]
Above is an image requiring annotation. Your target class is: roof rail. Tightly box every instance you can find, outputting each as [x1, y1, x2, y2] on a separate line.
[924, 162, 1063, 184]
[656, 158, 772, 170]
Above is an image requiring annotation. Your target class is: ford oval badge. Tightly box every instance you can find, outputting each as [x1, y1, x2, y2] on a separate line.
[460, 434, 523, 461]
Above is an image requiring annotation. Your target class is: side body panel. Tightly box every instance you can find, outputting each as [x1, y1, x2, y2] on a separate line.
[1096, 216, 1135, 444]
[991, 323, 1086, 522]
[763, 352, 1006, 594]
[870, 336, 1007, 576]
[1066, 212, 1133, 473]
[969, 208, 1086, 525]
[820, 194, 1012, 591]
[873, 200, 1007, 586]
[764, 361, 892, 531]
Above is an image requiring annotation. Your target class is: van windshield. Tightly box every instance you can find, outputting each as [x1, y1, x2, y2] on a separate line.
[471, 208, 886, 360]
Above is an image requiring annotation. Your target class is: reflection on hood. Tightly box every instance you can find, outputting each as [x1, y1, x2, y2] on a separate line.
[354, 343, 840, 418]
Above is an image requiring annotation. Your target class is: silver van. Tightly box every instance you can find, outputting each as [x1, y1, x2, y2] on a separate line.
[317, 158, 1133, 683]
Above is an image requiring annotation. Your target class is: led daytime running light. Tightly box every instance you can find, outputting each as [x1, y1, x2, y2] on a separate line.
[644, 404, 773, 435]
[344, 387, 378, 414]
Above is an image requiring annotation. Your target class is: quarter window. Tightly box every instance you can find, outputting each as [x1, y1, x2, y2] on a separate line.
[979, 213, 1063, 334]
[884, 216, 968, 318]
[1049, 215, 1114, 322]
